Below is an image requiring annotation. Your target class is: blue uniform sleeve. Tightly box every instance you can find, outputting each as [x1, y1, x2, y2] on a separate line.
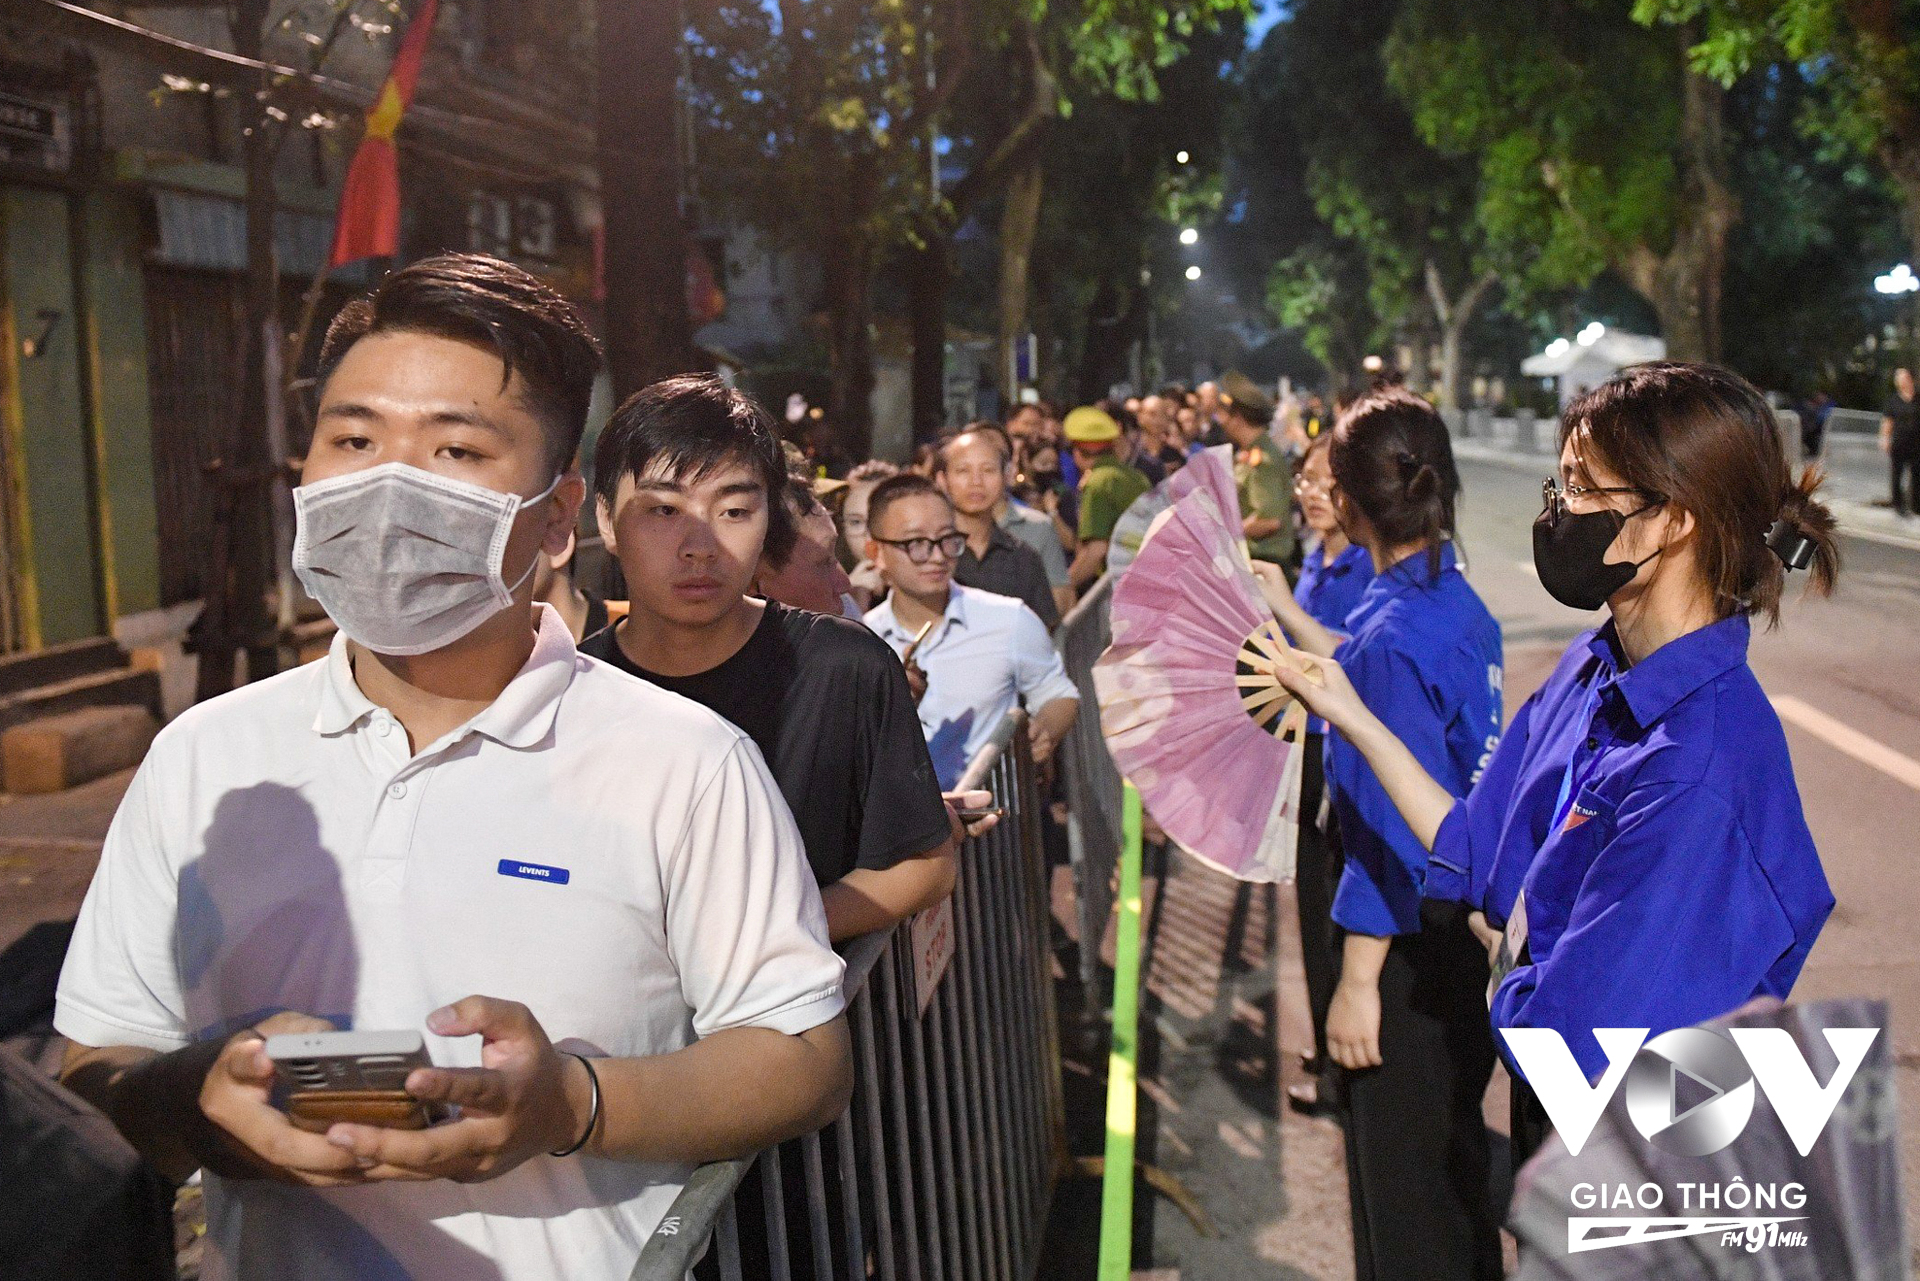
[1490, 781, 1796, 1082]
[1329, 644, 1455, 936]
[1426, 688, 1537, 912]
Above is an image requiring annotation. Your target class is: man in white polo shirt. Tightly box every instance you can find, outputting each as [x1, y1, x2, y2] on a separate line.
[862, 473, 1079, 788]
[53, 254, 851, 1281]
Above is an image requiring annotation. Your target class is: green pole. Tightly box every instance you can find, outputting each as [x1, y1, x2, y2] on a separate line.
[1097, 781, 1146, 1281]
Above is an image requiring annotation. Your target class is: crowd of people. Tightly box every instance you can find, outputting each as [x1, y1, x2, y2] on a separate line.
[40, 248, 1850, 1281]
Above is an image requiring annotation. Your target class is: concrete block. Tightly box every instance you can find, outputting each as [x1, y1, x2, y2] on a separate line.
[2, 704, 158, 795]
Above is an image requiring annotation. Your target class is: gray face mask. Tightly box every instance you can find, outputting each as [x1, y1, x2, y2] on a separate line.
[293, 463, 560, 656]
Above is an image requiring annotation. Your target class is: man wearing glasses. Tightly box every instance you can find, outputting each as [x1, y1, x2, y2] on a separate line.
[862, 473, 1080, 789]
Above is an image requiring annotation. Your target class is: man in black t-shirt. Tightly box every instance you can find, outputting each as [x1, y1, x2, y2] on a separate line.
[1882, 366, 1920, 517]
[585, 375, 962, 940]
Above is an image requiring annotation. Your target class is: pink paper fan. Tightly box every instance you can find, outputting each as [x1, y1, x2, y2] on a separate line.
[1106, 445, 1243, 575]
[1093, 490, 1309, 883]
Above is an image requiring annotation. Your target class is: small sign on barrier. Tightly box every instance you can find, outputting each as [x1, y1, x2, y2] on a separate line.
[910, 896, 955, 1014]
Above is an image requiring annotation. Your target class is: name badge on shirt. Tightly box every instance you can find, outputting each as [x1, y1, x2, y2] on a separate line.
[1562, 800, 1599, 834]
[497, 859, 570, 886]
[1486, 890, 1528, 1009]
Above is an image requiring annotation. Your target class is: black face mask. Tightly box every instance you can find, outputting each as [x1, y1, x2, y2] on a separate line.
[1531, 502, 1664, 611]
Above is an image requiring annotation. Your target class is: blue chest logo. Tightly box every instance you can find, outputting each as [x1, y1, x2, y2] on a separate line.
[497, 859, 571, 886]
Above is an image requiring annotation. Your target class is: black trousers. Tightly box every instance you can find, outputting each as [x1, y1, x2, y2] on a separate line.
[1294, 732, 1341, 1071]
[1892, 433, 1920, 514]
[1510, 1070, 1552, 1172]
[1340, 900, 1503, 1281]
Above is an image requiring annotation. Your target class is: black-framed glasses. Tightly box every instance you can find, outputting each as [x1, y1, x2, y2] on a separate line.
[1541, 477, 1662, 521]
[874, 532, 967, 563]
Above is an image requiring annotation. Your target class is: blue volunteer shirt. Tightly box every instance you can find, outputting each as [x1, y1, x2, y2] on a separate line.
[1293, 539, 1374, 736]
[1327, 543, 1504, 936]
[1426, 614, 1836, 1082]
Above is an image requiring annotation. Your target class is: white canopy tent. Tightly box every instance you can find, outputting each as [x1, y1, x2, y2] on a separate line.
[1521, 325, 1666, 408]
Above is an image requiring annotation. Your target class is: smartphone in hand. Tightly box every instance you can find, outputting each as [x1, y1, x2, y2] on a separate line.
[266, 1029, 450, 1132]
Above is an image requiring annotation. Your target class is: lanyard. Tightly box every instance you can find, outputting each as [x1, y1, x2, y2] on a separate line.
[1548, 685, 1606, 833]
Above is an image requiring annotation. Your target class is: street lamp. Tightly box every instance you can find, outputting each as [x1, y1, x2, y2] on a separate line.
[1178, 228, 1199, 246]
[1875, 263, 1919, 295]
[1175, 149, 1191, 165]
[1185, 264, 1203, 281]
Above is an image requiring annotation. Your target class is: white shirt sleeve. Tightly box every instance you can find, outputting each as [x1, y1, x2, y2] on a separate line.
[1010, 604, 1079, 708]
[54, 747, 192, 1052]
[664, 739, 846, 1038]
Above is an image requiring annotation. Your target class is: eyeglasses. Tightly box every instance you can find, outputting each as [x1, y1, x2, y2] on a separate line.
[1541, 477, 1662, 521]
[874, 532, 967, 563]
[1293, 476, 1333, 498]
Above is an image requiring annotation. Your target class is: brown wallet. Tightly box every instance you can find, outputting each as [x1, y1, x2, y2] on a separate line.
[286, 1089, 436, 1133]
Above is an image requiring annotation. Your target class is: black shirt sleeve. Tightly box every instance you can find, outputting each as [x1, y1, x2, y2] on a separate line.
[848, 629, 955, 872]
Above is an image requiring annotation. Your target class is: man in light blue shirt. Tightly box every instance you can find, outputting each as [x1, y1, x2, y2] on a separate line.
[861, 474, 1080, 788]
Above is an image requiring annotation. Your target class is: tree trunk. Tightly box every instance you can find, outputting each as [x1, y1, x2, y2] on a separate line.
[597, 0, 698, 399]
[1427, 263, 1498, 415]
[996, 159, 1044, 399]
[1617, 46, 1736, 364]
[823, 210, 876, 458]
[907, 231, 949, 440]
[1403, 328, 1433, 395]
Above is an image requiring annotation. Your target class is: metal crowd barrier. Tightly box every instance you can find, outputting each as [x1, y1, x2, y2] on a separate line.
[630, 712, 1066, 1280]
[1054, 575, 1122, 1011]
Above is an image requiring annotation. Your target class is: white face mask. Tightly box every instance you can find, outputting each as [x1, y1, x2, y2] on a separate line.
[293, 463, 561, 656]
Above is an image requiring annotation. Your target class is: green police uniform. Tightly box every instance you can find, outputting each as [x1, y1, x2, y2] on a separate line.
[1077, 453, 1152, 544]
[1236, 433, 1296, 564]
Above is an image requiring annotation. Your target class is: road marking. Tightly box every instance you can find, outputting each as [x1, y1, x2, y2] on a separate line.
[1771, 696, 1920, 792]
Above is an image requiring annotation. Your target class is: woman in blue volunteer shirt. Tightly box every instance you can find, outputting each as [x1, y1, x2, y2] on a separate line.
[1276, 362, 1838, 1171]
[1284, 432, 1374, 1117]
[1255, 389, 1505, 1281]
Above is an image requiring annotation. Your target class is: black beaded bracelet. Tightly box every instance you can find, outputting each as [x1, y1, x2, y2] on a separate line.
[549, 1052, 600, 1158]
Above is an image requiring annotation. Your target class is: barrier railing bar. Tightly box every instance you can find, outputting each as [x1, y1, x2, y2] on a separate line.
[921, 958, 967, 1281]
[832, 1104, 865, 1275]
[946, 819, 1001, 1281]
[716, 1193, 741, 1279]
[852, 981, 899, 1281]
[801, 1130, 833, 1279]
[1056, 575, 1120, 1015]
[762, 1143, 793, 1281]
[993, 785, 1041, 1268]
[962, 787, 1017, 1281]
[875, 945, 927, 1281]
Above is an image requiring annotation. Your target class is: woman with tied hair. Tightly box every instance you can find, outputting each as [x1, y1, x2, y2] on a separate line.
[1255, 387, 1506, 1281]
[1275, 361, 1838, 1177]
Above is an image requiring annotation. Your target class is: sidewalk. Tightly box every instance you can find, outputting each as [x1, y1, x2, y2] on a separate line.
[1451, 427, 1920, 554]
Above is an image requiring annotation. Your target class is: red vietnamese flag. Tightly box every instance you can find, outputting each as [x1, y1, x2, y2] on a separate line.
[328, 0, 438, 267]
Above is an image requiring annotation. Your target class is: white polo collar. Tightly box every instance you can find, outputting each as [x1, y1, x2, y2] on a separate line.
[312, 604, 578, 749]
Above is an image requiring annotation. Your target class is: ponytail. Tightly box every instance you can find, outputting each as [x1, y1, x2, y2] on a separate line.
[1750, 465, 1840, 623]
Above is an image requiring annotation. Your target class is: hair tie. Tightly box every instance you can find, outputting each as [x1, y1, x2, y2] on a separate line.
[1764, 518, 1815, 572]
